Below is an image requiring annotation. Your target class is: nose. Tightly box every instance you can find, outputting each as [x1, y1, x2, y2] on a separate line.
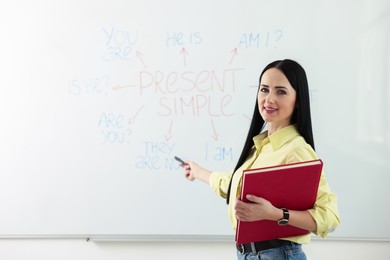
[265, 91, 276, 104]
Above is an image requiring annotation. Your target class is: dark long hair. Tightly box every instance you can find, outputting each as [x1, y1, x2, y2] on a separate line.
[226, 59, 315, 204]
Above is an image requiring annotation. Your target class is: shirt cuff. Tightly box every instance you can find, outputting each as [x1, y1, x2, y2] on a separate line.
[209, 171, 232, 199]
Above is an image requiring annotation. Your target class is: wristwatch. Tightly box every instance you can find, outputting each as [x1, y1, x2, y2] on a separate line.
[277, 208, 289, 226]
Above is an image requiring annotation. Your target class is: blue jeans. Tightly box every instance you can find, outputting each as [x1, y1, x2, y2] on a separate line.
[236, 243, 306, 260]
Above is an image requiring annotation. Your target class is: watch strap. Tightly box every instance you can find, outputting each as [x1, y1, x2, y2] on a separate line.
[277, 208, 289, 226]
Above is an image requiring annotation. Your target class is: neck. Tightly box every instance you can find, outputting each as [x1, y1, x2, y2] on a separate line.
[267, 123, 291, 136]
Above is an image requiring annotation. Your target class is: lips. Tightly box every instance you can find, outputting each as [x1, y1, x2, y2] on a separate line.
[263, 106, 277, 114]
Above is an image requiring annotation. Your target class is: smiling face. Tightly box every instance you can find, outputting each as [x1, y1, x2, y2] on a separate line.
[258, 68, 297, 134]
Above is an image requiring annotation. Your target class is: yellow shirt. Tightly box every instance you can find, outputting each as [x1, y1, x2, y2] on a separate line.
[209, 125, 340, 244]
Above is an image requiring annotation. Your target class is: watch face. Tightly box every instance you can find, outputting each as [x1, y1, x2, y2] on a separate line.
[278, 219, 289, 226]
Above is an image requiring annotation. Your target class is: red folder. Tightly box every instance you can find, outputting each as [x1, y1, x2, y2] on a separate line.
[235, 159, 323, 244]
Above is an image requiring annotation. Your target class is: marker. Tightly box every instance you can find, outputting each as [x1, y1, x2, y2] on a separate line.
[174, 156, 188, 165]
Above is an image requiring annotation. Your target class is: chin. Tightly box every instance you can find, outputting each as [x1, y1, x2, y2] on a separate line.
[261, 116, 273, 123]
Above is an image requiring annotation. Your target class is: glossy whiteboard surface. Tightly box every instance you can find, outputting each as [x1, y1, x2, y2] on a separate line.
[0, 0, 389, 240]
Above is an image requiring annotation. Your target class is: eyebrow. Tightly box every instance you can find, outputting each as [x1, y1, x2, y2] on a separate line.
[260, 84, 287, 89]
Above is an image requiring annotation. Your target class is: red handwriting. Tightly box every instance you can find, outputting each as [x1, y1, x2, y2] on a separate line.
[158, 94, 234, 117]
[139, 68, 244, 95]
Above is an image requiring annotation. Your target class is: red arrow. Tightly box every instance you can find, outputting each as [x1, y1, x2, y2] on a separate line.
[128, 106, 144, 124]
[242, 113, 252, 121]
[112, 84, 136, 90]
[136, 50, 147, 70]
[180, 47, 189, 67]
[165, 120, 173, 142]
[211, 120, 219, 141]
[228, 48, 238, 65]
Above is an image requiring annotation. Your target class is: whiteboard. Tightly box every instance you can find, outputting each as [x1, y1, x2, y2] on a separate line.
[0, 0, 389, 240]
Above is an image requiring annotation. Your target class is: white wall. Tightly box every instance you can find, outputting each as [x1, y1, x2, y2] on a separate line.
[0, 239, 389, 260]
[1, 3, 389, 257]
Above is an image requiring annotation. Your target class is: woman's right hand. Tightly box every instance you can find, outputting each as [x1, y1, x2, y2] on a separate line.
[180, 160, 212, 184]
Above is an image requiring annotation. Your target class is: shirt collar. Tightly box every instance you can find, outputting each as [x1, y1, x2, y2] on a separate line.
[253, 125, 300, 151]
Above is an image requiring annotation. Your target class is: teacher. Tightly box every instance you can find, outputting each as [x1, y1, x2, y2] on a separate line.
[180, 59, 340, 259]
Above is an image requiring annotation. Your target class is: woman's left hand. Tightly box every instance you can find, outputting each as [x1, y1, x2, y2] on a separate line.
[234, 194, 280, 222]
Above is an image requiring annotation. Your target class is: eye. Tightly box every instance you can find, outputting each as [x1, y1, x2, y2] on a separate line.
[259, 86, 269, 92]
[277, 89, 287, 95]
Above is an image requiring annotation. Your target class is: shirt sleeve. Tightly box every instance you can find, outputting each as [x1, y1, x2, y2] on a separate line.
[288, 142, 341, 238]
[308, 173, 340, 237]
[209, 171, 232, 199]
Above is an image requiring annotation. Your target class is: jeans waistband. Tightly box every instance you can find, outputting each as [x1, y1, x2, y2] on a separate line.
[236, 239, 297, 254]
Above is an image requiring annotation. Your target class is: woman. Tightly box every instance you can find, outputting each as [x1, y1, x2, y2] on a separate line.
[181, 59, 340, 259]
